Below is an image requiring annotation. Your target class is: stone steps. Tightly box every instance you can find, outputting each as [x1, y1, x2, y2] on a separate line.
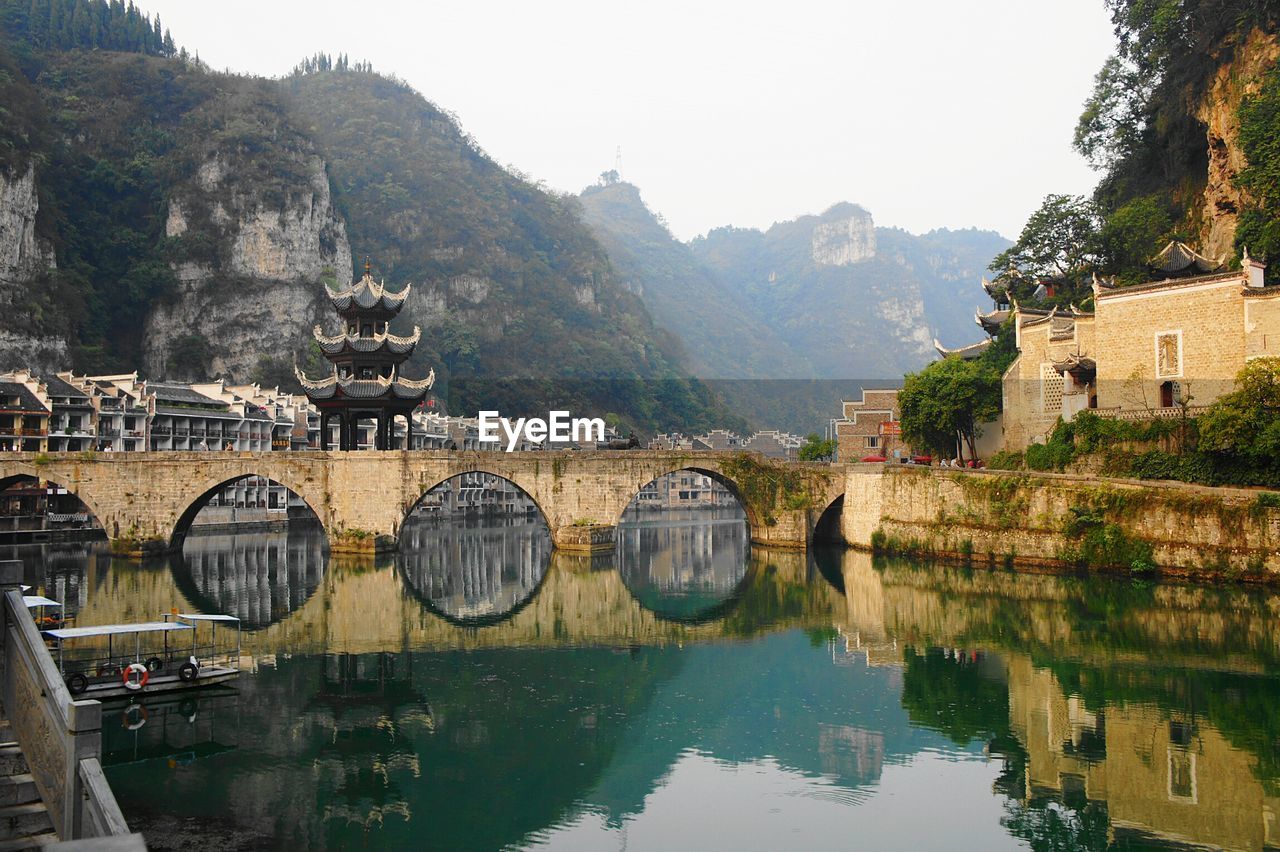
[0, 776, 38, 809]
[0, 802, 52, 844]
[0, 707, 58, 848]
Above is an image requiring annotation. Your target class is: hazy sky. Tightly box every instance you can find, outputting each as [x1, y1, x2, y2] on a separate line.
[144, 0, 1116, 242]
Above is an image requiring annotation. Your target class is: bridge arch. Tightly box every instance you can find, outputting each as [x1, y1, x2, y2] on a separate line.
[0, 465, 109, 535]
[812, 494, 846, 546]
[169, 468, 327, 551]
[399, 467, 551, 534]
[612, 464, 758, 533]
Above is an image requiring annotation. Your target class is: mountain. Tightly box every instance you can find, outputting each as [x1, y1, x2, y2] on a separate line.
[577, 180, 1008, 431]
[0, 9, 743, 435]
[690, 204, 1009, 378]
[577, 180, 812, 379]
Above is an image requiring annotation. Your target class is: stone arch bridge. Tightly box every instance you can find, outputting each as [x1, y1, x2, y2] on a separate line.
[0, 451, 850, 554]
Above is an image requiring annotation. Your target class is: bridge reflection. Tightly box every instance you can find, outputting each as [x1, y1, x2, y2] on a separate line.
[396, 515, 552, 625]
[172, 526, 327, 629]
[617, 506, 750, 622]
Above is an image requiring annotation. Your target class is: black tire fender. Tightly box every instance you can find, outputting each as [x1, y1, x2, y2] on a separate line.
[178, 661, 199, 683]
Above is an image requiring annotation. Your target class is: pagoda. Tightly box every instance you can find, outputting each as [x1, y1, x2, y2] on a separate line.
[296, 261, 434, 450]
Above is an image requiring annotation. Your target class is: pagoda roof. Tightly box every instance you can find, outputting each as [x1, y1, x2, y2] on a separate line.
[1149, 241, 1224, 275]
[975, 307, 1009, 335]
[934, 338, 991, 360]
[1050, 353, 1096, 372]
[328, 272, 411, 315]
[313, 325, 421, 360]
[294, 367, 435, 402]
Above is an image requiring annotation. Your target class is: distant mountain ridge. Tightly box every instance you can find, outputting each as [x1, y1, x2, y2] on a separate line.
[579, 180, 1010, 385]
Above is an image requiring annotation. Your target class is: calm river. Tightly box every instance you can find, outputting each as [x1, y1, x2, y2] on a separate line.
[4, 506, 1279, 851]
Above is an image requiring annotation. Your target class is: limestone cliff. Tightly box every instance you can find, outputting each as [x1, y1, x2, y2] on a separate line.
[145, 151, 352, 380]
[690, 204, 1008, 379]
[811, 208, 876, 266]
[0, 163, 66, 371]
[1194, 27, 1280, 260]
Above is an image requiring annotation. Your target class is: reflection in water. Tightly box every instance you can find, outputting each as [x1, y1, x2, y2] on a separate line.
[13, 520, 1280, 850]
[176, 526, 327, 628]
[397, 514, 551, 623]
[617, 505, 749, 620]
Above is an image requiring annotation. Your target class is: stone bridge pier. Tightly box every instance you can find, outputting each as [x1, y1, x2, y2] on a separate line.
[0, 451, 851, 555]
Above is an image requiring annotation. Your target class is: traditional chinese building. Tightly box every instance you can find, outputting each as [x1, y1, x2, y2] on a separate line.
[993, 242, 1280, 450]
[295, 264, 434, 450]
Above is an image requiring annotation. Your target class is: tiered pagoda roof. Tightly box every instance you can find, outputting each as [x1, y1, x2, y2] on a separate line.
[313, 325, 422, 362]
[975, 307, 1010, 336]
[327, 271, 412, 317]
[295, 370, 435, 401]
[297, 261, 434, 421]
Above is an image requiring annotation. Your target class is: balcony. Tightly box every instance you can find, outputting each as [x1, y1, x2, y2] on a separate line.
[20, 428, 47, 437]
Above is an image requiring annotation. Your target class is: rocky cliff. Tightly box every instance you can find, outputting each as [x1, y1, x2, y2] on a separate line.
[0, 163, 65, 371]
[689, 204, 1008, 379]
[1195, 26, 1279, 259]
[145, 151, 352, 380]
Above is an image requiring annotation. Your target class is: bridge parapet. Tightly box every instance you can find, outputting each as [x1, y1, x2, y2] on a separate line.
[0, 450, 850, 554]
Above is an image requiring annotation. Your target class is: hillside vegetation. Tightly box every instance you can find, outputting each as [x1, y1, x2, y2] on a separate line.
[0, 11, 744, 434]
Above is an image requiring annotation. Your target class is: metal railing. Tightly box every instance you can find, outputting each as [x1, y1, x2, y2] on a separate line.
[0, 561, 144, 847]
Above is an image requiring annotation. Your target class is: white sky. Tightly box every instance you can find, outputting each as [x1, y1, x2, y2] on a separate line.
[143, 0, 1116, 242]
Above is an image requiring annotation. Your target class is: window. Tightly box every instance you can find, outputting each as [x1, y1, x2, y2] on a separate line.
[1155, 331, 1183, 379]
[866, 436, 879, 448]
[1041, 364, 1064, 414]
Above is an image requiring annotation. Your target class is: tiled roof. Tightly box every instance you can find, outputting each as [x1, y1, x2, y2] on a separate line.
[0, 382, 49, 414]
[42, 375, 90, 400]
[148, 383, 226, 407]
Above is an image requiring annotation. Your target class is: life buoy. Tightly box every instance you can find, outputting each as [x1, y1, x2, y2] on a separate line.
[122, 662, 149, 691]
[122, 703, 148, 730]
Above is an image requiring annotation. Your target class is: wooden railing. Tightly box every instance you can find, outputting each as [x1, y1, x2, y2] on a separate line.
[0, 561, 144, 848]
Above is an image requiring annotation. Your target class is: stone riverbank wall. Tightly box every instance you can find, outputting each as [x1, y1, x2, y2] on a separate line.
[842, 466, 1280, 581]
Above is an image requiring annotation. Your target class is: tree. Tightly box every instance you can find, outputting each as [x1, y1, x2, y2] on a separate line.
[798, 433, 836, 462]
[1074, 56, 1151, 171]
[989, 194, 1101, 284]
[899, 357, 1000, 461]
[1198, 357, 1280, 467]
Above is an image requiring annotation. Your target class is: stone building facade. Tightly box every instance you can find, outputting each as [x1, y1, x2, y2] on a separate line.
[999, 247, 1280, 451]
[834, 389, 907, 461]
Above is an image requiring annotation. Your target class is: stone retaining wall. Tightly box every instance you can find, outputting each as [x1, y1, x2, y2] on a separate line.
[842, 466, 1280, 581]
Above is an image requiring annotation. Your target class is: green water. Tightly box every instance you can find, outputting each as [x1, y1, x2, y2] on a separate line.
[8, 512, 1280, 851]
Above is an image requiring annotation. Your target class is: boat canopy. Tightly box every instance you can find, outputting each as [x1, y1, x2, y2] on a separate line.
[45, 622, 194, 640]
[23, 595, 61, 608]
[176, 613, 240, 623]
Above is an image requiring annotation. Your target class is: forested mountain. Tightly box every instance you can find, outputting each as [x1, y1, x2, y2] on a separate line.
[577, 180, 1008, 432]
[580, 181, 1008, 379]
[577, 179, 813, 379]
[0, 6, 743, 434]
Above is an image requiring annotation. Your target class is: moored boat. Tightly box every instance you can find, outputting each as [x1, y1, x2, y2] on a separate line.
[45, 613, 241, 700]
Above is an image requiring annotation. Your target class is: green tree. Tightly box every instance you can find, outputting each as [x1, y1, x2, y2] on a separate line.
[1236, 65, 1280, 281]
[798, 433, 836, 462]
[899, 356, 1001, 461]
[1198, 357, 1280, 467]
[989, 194, 1101, 285]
